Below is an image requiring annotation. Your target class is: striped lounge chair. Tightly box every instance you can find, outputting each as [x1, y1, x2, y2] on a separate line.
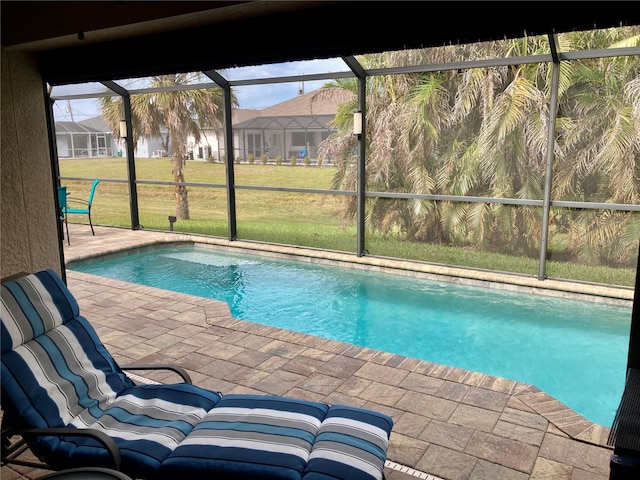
[1, 269, 393, 480]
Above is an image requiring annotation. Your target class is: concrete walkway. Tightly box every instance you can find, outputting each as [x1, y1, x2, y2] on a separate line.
[2, 224, 625, 480]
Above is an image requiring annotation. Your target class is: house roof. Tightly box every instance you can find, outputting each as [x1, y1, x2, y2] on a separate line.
[234, 114, 334, 130]
[56, 89, 342, 133]
[233, 109, 261, 124]
[55, 121, 104, 134]
[233, 88, 351, 128]
[257, 89, 352, 117]
[79, 116, 110, 132]
[55, 116, 114, 135]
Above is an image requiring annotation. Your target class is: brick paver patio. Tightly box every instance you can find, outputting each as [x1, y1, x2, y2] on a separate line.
[2, 223, 626, 480]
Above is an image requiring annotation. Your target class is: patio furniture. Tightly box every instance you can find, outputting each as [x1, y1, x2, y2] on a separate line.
[63, 179, 99, 236]
[1, 269, 393, 480]
[56, 186, 69, 245]
[37, 467, 133, 479]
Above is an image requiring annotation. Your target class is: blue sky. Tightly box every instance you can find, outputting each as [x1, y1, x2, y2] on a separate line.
[52, 58, 348, 122]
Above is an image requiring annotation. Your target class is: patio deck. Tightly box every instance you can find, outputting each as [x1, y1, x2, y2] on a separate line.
[2, 223, 623, 480]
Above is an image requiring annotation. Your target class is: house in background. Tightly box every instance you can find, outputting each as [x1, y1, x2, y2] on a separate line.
[189, 88, 352, 163]
[55, 88, 350, 162]
[55, 116, 167, 159]
[55, 118, 117, 159]
[129, 128, 166, 159]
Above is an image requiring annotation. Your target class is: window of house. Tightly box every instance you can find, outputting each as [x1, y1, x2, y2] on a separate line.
[291, 132, 316, 146]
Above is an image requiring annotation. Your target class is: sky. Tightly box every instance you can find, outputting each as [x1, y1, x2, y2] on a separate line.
[52, 58, 349, 123]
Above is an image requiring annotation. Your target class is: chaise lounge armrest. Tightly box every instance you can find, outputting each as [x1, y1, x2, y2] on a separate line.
[2, 426, 121, 471]
[121, 364, 192, 384]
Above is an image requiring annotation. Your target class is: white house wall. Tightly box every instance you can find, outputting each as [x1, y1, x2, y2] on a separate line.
[187, 130, 223, 161]
[190, 129, 327, 162]
[135, 136, 166, 158]
[57, 135, 71, 158]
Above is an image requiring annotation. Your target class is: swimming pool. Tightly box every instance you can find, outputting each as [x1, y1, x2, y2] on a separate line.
[69, 245, 632, 427]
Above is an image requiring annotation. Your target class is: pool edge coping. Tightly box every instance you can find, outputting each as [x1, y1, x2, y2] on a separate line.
[66, 234, 634, 307]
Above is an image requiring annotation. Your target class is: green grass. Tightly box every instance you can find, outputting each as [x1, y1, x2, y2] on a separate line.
[59, 157, 637, 287]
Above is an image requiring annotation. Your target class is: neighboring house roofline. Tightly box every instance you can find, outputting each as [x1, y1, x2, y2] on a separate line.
[233, 114, 335, 130]
[54, 121, 103, 134]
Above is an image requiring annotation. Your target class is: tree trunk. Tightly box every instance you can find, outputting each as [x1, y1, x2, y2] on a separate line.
[173, 155, 190, 220]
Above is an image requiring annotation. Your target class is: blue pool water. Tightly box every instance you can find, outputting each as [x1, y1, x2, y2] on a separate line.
[70, 246, 632, 426]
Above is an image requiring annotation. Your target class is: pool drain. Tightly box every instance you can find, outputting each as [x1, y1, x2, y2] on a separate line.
[384, 460, 445, 480]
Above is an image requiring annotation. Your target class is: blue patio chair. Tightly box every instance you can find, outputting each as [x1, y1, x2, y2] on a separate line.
[1, 269, 393, 480]
[63, 179, 99, 236]
[57, 186, 70, 245]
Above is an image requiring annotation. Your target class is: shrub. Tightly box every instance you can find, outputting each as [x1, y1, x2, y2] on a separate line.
[303, 155, 311, 166]
[289, 155, 297, 166]
[247, 154, 255, 165]
[275, 155, 283, 165]
[260, 154, 268, 165]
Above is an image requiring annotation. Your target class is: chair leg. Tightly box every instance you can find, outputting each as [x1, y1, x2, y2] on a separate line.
[88, 212, 95, 236]
[65, 215, 70, 245]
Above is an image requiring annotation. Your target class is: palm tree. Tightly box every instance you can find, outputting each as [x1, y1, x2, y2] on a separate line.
[100, 74, 228, 219]
[552, 27, 640, 266]
[319, 29, 639, 267]
[455, 37, 553, 255]
[316, 50, 453, 242]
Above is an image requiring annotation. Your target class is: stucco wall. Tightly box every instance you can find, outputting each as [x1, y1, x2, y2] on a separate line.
[1, 48, 62, 279]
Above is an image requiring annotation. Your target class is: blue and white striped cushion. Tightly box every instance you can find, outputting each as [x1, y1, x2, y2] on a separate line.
[2, 270, 393, 480]
[159, 394, 330, 480]
[1, 269, 77, 352]
[1, 271, 222, 478]
[304, 405, 393, 480]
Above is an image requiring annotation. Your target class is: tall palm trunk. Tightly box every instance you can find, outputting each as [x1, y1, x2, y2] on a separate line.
[172, 148, 189, 220]
[100, 73, 227, 223]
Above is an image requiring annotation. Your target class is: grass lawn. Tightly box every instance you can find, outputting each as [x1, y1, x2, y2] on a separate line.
[59, 157, 637, 287]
